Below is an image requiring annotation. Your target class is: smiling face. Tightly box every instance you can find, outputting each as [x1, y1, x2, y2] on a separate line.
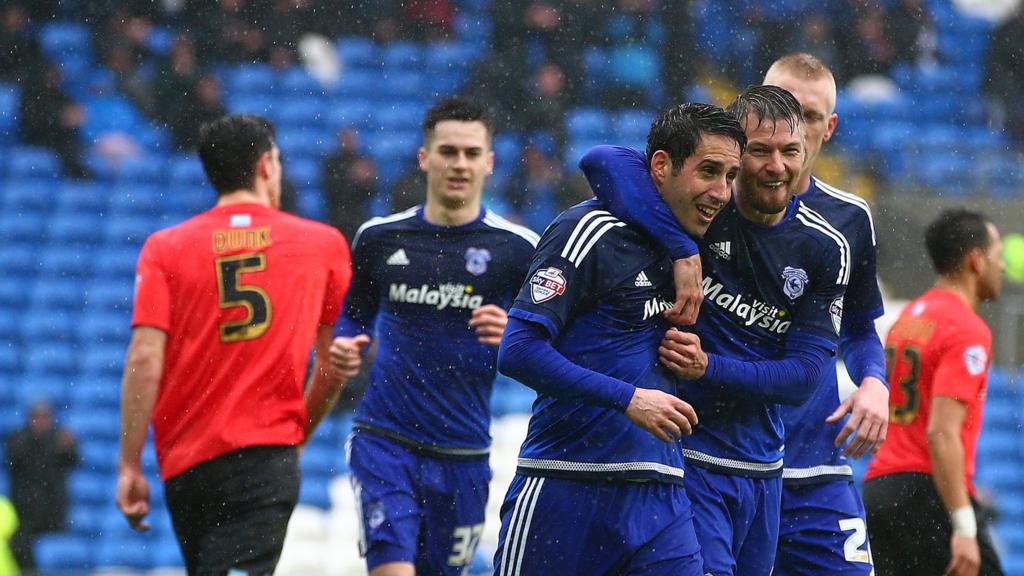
[418, 120, 494, 210]
[735, 112, 805, 223]
[652, 133, 741, 238]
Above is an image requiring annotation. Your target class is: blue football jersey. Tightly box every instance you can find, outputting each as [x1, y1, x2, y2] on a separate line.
[781, 177, 885, 484]
[337, 206, 538, 452]
[680, 197, 849, 476]
[509, 200, 688, 485]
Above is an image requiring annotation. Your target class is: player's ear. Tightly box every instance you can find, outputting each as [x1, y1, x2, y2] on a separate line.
[650, 150, 670, 185]
[417, 146, 428, 172]
[967, 247, 986, 275]
[823, 113, 838, 142]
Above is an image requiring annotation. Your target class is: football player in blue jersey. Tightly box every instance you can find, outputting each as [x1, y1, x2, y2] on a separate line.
[491, 102, 745, 576]
[328, 97, 539, 576]
[580, 85, 853, 576]
[763, 53, 888, 576]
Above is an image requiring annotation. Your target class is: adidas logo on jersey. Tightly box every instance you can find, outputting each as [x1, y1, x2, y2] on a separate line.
[634, 271, 652, 287]
[710, 241, 731, 260]
[386, 249, 410, 266]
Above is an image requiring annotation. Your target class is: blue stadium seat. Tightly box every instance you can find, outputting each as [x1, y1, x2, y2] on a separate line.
[281, 67, 324, 97]
[93, 249, 140, 280]
[336, 37, 378, 69]
[109, 183, 161, 216]
[567, 108, 612, 141]
[79, 311, 130, 346]
[39, 248, 92, 278]
[34, 533, 93, 571]
[278, 127, 333, 158]
[68, 503, 100, 536]
[226, 63, 276, 96]
[68, 470, 111, 506]
[425, 42, 477, 72]
[115, 156, 167, 183]
[39, 22, 91, 58]
[301, 443, 342, 476]
[94, 533, 154, 569]
[105, 213, 158, 246]
[279, 98, 324, 127]
[0, 308, 19, 342]
[0, 338, 18, 373]
[56, 181, 109, 213]
[22, 309, 79, 342]
[80, 344, 125, 376]
[49, 212, 102, 246]
[324, 99, 374, 131]
[32, 278, 86, 309]
[613, 110, 653, 142]
[68, 377, 120, 409]
[151, 535, 184, 568]
[24, 342, 76, 378]
[298, 473, 331, 509]
[383, 41, 424, 69]
[162, 183, 212, 215]
[169, 155, 207, 187]
[17, 374, 76, 407]
[0, 244, 38, 277]
[0, 82, 18, 137]
[80, 438, 119, 472]
[380, 70, 424, 99]
[87, 280, 134, 313]
[376, 105, 421, 131]
[228, 93, 282, 119]
[339, 69, 381, 99]
[286, 157, 322, 188]
[2, 177, 56, 212]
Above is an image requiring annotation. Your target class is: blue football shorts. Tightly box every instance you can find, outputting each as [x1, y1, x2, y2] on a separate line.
[775, 480, 873, 575]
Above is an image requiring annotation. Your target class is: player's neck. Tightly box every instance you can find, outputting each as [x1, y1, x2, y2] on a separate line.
[933, 277, 979, 311]
[423, 198, 481, 227]
[795, 170, 813, 197]
[216, 188, 273, 208]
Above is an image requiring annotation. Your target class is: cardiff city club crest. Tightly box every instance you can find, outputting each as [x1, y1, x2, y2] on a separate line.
[530, 267, 567, 303]
[464, 247, 491, 276]
[781, 266, 809, 300]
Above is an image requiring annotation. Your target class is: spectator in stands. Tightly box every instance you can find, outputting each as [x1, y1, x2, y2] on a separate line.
[0, 3, 42, 83]
[662, 0, 696, 104]
[4, 400, 79, 573]
[887, 0, 937, 69]
[838, 5, 896, 80]
[788, 13, 839, 73]
[504, 142, 564, 231]
[18, 64, 90, 178]
[985, 7, 1024, 146]
[154, 34, 201, 126]
[106, 43, 156, 118]
[400, 0, 455, 41]
[390, 166, 426, 213]
[169, 74, 228, 151]
[521, 62, 568, 153]
[186, 0, 266, 66]
[323, 128, 377, 241]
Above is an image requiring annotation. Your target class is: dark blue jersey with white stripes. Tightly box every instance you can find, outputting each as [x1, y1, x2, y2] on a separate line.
[679, 197, 849, 476]
[337, 206, 538, 453]
[508, 200, 689, 485]
[781, 177, 885, 485]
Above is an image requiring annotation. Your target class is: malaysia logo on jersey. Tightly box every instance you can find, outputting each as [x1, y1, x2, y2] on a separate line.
[388, 282, 483, 310]
[963, 345, 987, 376]
[782, 267, 809, 300]
[642, 297, 673, 321]
[530, 267, 567, 304]
[465, 247, 491, 276]
[703, 276, 791, 334]
[830, 296, 844, 334]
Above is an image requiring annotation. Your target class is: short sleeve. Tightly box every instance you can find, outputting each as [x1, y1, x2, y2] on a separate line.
[842, 228, 884, 323]
[509, 215, 610, 339]
[335, 226, 379, 337]
[131, 234, 171, 331]
[320, 230, 352, 326]
[933, 331, 991, 403]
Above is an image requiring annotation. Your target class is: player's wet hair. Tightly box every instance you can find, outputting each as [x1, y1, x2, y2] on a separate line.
[198, 114, 276, 195]
[645, 103, 747, 172]
[727, 85, 804, 134]
[925, 208, 994, 275]
[423, 96, 494, 144]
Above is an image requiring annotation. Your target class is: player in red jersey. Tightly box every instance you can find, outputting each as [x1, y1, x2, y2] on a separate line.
[116, 115, 352, 575]
[864, 209, 1004, 576]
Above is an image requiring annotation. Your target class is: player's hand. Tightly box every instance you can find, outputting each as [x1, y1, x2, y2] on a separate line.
[329, 334, 371, 378]
[116, 466, 151, 532]
[469, 304, 508, 347]
[658, 329, 708, 380]
[945, 534, 980, 576]
[664, 255, 703, 325]
[826, 376, 889, 459]
[625, 387, 698, 443]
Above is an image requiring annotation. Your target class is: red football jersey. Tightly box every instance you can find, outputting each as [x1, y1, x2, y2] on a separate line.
[132, 202, 351, 480]
[866, 288, 992, 495]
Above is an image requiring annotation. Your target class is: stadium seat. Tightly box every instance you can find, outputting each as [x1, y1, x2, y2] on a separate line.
[104, 213, 158, 246]
[87, 280, 134, 313]
[301, 443, 342, 476]
[32, 278, 86, 309]
[0, 339, 18, 373]
[68, 377, 120, 409]
[612, 110, 654, 142]
[79, 311, 130, 346]
[567, 108, 612, 141]
[339, 69, 382, 99]
[68, 470, 111, 506]
[226, 63, 277, 96]
[34, 533, 93, 571]
[380, 70, 423, 99]
[80, 344, 125, 376]
[115, 156, 167, 183]
[281, 67, 324, 97]
[92, 249, 140, 280]
[279, 98, 325, 127]
[48, 212, 102, 246]
[324, 98, 374, 131]
[21, 309, 79, 342]
[277, 127, 333, 158]
[336, 37, 378, 69]
[298, 474, 331, 509]
[169, 155, 207, 187]
[39, 248, 92, 278]
[24, 341, 77, 375]
[39, 22, 91, 59]
[383, 41, 424, 69]
[93, 533, 154, 569]
[68, 503, 101, 536]
[56, 181, 109, 214]
[151, 535, 185, 568]
[162, 183, 212, 215]
[286, 156, 322, 189]
[2, 177, 56, 213]
[228, 93, 282, 119]
[0, 244, 38, 277]
[0, 82, 19, 137]
[80, 438, 119, 472]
